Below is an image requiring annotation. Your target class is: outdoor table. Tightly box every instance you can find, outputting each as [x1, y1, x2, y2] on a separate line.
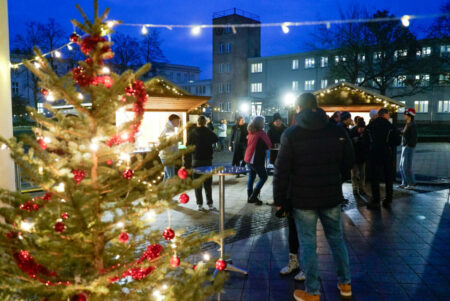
[194, 165, 249, 276]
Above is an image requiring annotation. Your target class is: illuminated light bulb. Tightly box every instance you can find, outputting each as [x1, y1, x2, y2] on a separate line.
[60, 198, 66, 203]
[101, 66, 110, 74]
[191, 26, 201, 36]
[38, 166, 43, 174]
[143, 209, 156, 222]
[116, 221, 124, 228]
[115, 254, 120, 260]
[56, 182, 65, 192]
[119, 152, 130, 162]
[20, 220, 34, 232]
[162, 284, 168, 290]
[34, 62, 41, 69]
[141, 26, 148, 35]
[90, 141, 99, 151]
[203, 253, 211, 261]
[106, 20, 116, 28]
[77, 93, 84, 100]
[18, 234, 23, 240]
[1, 144, 6, 150]
[171, 243, 176, 249]
[54, 50, 62, 58]
[46, 92, 55, 102]
[401, 15, 410, 27]
[67, 44, 73, 51]
[281, 23, 290, 34]
[43, 137, 51, 144]
[121, 132, 129, 140]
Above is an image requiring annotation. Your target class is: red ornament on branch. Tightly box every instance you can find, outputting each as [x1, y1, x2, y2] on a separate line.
[37, 138, 47, 150]
[215, 259, 227, 271]
[69, 32, 80, 44]
[72, 169, 86, 184]
[72, 66, 94, 87]
[118, 232, 129, 243]
[179, 193, 190, 204]
[42, 192, 52, 201]
[177, 167, 189, 180]
[94, 75, 113, 88]
[54, 222, 66, 233]
[106, 159, 113, 165]
[19, 200, 41, 212]
[40, 88, 49, 96]
[61, 212, 69, 219]
[138, 244, 163, 264]
[170, 255, 180, 268]
[162, 228, 175, 240]
[70, 293, 88, 301]
[123, 169, 134, 180]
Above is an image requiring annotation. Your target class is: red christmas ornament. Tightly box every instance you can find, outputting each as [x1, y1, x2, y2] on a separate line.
[121, 266, 155, 280]
[215, 259, 227, 271]
[118, 232, 129, 243]
[54, 222, 66, 233]
[20, 200, 41, 211]
[61, 212, 69, 219]
[170, 255, 180, 268]
[72, 66, 94, 87]
[162, 228, 175, 240]
[37, 138, 47, 150]
[72, 169, 86, 184]
[13, 250, 57, 279]
[94, 75, 113, 88]
[106, 159, 113, 165]
[123, 169, 134, 180]
[177, 167, 189, 180]
[137, 244, 163, 264]
[179, 193, 190, 204]
[40, 88, 49, 96]
[192, 264, 197, 270]
[125, 85, 135, 96]
[42, 192, 52, 201]
[69, 32, 80, 44]
[70, 293, 88, 301]
[108, 276, 120, 283]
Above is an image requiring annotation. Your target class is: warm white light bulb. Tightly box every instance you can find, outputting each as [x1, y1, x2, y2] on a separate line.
[119, 152, 130, 162]
[106, 20, 115, 28]
[141, 26, 148, 35]
[401, 15, 410, 27]
[116, 221, 124, 228]
[20, 220, 35, 232]
[43, 137, 51, 144]
[281, 23, 290, 34]
[191, 26, 201, 36]
[56, 182, 65, 193]
[34, 62, 41, 69]
[67, 44, 73, 51]
[1, 144, 6, 150]
[203, 253, 211, 261]
[77, 93, 84, 100]
[46, 92, 55, 102]
[90, 141, 99, 151]
[54, 50, 62, 58]
[121, 133, 129, 140]
[101, 66, 110, 74]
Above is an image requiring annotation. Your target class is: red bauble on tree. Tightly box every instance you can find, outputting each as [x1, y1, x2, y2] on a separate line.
[72, 169, 86, 184]
[54, 222, 66, 233]
[215, 259, 227, 271]
[94, 75, 113, 88]
[70, 293, 88, 301]
[118, 232, 129, 243]
[40, 88, 49, 96]
[61, 212, 69, 219]
[162, 228, 175, 240]
[37, 138, 47, 150]
[177, 167, 189, 180]
[123, 169, 134, 180]
[179, 193, 190, 204]
[72, 66, 94, 87]
[170, 255, 180, 268]
[69, 32, 80, 44]
[106, 159, 113, 165]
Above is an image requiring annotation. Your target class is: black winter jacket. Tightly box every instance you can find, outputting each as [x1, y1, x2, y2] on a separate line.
[273, 108, 355, 210]
[187, 126, 218, 162]
[402, 121, 417, 147]
[349, 126, 367, 164]
[363, 117, 401, 160]
[268, 123, 287, 145]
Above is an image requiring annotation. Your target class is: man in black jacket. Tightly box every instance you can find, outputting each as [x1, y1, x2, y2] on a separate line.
[363, 108, 401, 209]
[274, 93, 354, 301]
[187, 115, 219, 211]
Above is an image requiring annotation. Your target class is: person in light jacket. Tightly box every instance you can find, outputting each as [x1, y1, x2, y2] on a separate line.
[217, 119, 227, 151]
[399, 108, 418, 190]
[159, 114, 181, 180]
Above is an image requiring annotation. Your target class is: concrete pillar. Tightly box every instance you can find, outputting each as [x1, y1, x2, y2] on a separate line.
[0, 0, 16, 190]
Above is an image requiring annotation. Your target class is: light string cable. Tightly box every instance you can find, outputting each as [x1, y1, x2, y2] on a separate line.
[10, 41, 76, 69]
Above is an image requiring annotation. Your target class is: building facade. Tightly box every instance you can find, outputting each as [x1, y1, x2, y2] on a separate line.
[180, 79, 211, 97]
[211, 8, 261, 121]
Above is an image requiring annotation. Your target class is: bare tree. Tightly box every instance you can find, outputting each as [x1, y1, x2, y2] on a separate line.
[111, 33, 142, 73]
[38, 18, 66, 69]
[140, 29, 167, 64]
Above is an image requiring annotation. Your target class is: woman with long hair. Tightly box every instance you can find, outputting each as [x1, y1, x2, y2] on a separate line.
[229, 116, 248, 167]
[244, 116, 272, 205]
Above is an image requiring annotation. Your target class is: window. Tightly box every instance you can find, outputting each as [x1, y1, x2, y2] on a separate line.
[219, 43, 224, 54]
[176, 73, 181, 82]
[398, 101, 406, 113]
[321, 79, 328, 88]
[219, 64, 223, 73]
[251, 82, 262, 93]
[335, 55, 346, 63]
[414, 100, 429, 113]
[225, 43, 232, 53]
[292, 59, 299, 70]
[373, 52, 382, 62]
[226, 83, 231, 93]
[417, 47, 431, 57]
[251, 63, 263, 73]
[304, 80, 315, 91]
[292, 81, 299, 91]
[393, 75, 406, 88]
[220, 63, 231, 73]
[439, 74, 449, 85]
[12, 81, 19, 94]
[438, 100, 450, 113]
[219, 102, 231, 112]
[218, 83, 224, 94]
[394, 49, 408, 59]
[335, 78, 345, 84]
[305, 58, 315, 69]
[441, 45, 450, 56]
[225, 25, 232, 33]
[226, 63, 231, 73]
[415, 74, 430, 86]
[357, 77, 364, 84]
[320, 56, 328, 67]
[357, 54, 365, 63]
[37, 102, 44, 114]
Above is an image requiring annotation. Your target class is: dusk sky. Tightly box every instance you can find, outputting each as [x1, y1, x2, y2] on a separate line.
[8, 0, 447, 79]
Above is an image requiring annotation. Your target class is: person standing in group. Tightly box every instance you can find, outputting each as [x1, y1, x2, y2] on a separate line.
[369, 109, 378, 123]
[245, 116, 272, 206]
[206, 117, 214, 132]
[350, 119, 368, 197]
[274, 93, 354, 301]
[329, 111, 341, 124]
[337, 111, 352, 205]
[187, 115, 219, 211]
[399, 108, 418, 190]
[268, 113, 287, 165]
[229, 116, 248, 168]
[364, 108, 401, 209]
[159, 114, 181, 181]
[217, 119, 227, 152]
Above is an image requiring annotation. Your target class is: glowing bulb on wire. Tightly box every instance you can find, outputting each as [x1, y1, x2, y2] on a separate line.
[203, 253, 211, 261]
[55, 182, 65, 193]
[106, 20, 116, 28]
[67, 44, 73, 51]
[20, 220, 34, 232]
[401, 15, 410, 27]
[90, 140, 99, 151]
[191, 26, 201, 36]
[54, 50, 62, 58]
[141, 26, 148, 35]
[46, 92, 55, 102]
[101, 66, 110, 74]
[77, 93, 84, 100]
[34, 62, 41, 69]
[281, 23, 290, 34]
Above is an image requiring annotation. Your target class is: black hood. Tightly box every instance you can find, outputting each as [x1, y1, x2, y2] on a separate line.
[295, 108, 329, 130]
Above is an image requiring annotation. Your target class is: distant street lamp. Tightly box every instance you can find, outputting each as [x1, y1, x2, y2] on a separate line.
[283, 92, 297, 107]
[239, 103, 250, 114]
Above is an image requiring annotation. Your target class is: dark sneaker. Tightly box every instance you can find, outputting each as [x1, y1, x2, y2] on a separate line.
[367, 201, 380, 209]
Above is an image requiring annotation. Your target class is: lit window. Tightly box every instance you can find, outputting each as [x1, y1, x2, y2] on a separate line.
[226, 83, 231, 93]
[417, 47, 431, 57]
[334, 55, 346, 64]
[304, 80, 315, 91]
[320, 57, 328, 67]
[225, 43, 232, 53]
[251, 82, 262, 93]
[393, 75, 406, 88]
[357, 77, 364, 84]
[394, 49, 408, 59]
[415, 74, 430, 86]
[398, 101, 406, 113]
[321, 79, 328, 88]
[358, 54, 365, 63]
[438, 100, 450, 113]
[292, 59, 299, 70]
[225, 25, 232, 33]
[251, 63, 262, 73]
[335, 78, 345, 84]
[414, 100, 429, 113]
[305, 58, 315, 69]
[37, 102, 44, 114]
[441, 45, 450, 56]
[373, 52, 382, 62]
[439, 74, 449, 85]
[292, 81, 299, 91]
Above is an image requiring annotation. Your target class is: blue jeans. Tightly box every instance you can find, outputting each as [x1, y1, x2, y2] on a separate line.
[246, 163, 268, 195]
[399, 146, 415, 186]
[293, 205, 351, 295]
[218, 137, 226, 151]
[161, 159, 175, 181]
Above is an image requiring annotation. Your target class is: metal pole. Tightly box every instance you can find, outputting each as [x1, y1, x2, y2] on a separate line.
[219, 174, 225, 258]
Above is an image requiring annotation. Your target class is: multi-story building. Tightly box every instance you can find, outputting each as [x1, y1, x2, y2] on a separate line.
[180, 79, 211, 97]
[247, 43, 450, 124]
[211, 8, 261, 121]
[147, 62, 200, 84]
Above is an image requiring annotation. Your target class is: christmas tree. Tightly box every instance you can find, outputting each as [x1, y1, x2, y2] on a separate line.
[0, 1, 228, 300]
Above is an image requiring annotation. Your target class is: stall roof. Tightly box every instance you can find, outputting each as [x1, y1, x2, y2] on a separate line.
[143, 76, 210, 112]
[313, 82, 406, 112]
